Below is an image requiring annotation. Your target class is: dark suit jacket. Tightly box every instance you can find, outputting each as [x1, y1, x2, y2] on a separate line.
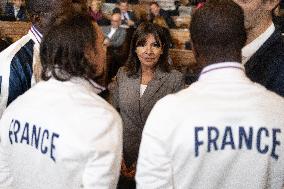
[245, 27, 284, 97]
[102, 26, 127, 47]
[4, 3, 27, 21]
[150, 9, 176, 28]
[110, 66, 185, 166]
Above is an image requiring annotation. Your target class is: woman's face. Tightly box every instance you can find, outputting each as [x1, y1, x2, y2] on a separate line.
[91, 0, 102, 12]
[136, 34, 163, 70]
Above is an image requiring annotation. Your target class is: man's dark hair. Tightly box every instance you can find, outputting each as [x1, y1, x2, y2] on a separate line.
[190, 0, 246, 64]
[150, 2, 160, 7]
[26, 0, 52, 15]
[125, 22, 170, 77]
[118, 0, 128, 4]
[40, 13, 98, 81]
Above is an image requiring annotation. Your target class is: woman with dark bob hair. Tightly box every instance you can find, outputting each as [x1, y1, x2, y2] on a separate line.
[0, 14, 123, 188]
[110, 22, 185, 188]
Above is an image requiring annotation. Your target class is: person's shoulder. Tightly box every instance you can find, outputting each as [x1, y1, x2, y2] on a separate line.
[101, 25, 111, 33]
[117, 27, 126, 32]
[169, 69, 183, 76]
[167, 69, 183, 80]
[116, 66, 128, 78]
[251, 81, 284, 105]
[265, 29, 284, 54]
[0, 34, 32, 60]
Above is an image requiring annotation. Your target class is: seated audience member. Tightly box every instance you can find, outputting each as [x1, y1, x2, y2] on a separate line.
[110, 22, 184, 189]
[234, 0, 284, 97]
[149, 2, 176, 28]
[4, 0, 27, 21]
[88, 0, 111, 26]
[102, 13, 126, 47]
[0, 0, 74, 118]
[102, 12, 127, 82]
[155, 0, 180, 16]
[136, 1, 284, 189]
[113, 0, 137, 28]
[0, 13, 122, 189]
[153, 16, 173, 48]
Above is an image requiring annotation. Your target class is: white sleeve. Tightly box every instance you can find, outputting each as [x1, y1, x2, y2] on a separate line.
[82, 112, 123, 189]
[136, 99, 174, 189]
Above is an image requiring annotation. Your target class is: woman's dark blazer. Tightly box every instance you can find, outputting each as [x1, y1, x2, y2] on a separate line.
[110, 66, 185, 166]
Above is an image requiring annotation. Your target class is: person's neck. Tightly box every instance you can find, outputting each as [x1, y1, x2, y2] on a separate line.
[246, 19, 273, 45]
[197, 54, 241, 66]
[141, 66, 155, 85]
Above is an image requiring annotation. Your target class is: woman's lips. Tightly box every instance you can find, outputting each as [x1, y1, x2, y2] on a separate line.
[143, 57, 156, 62]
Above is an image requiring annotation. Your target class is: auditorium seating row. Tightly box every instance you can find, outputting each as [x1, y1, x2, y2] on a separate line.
[0, 21, 196, 74]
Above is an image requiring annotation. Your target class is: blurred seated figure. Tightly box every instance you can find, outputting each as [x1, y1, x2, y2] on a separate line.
[102, 13, 126, 49]
[102, 12, 127, 83]
[153, 16, 173, 48]
[88, 0, 111, 26]
[113, 0, 137, 28]
[4, 0, 27, 21]
[155, 0, 180, 16]
[149, 2, 176, 28]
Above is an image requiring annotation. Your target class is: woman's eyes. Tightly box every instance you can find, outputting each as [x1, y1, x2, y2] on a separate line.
[136, 42, 161, 48]
[153, 42, 161, 48]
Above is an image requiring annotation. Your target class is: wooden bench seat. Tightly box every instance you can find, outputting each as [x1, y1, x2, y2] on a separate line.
[170, 28, 190, 49]
[0, 21, 31, 42]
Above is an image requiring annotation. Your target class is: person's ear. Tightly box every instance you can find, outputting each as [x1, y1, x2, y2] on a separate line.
[191, 40, 199, 60]
[29, 14, 41, 24]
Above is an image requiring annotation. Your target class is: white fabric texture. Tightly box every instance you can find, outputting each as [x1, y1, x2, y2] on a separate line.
[136, 62, 284, 189]
[0, 78, 123, 189]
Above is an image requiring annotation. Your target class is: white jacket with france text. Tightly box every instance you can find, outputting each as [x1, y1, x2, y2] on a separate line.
[136, 62, 284, 189]
[0, 78, 123, 189]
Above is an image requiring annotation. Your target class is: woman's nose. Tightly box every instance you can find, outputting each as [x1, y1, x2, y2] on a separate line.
[144, 45, 153, 54]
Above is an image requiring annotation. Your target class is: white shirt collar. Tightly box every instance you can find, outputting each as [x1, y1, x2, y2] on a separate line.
[69, 77, 106, 94]
[199, 62, 246, 81]
[107, 27, 117, 39]
[242, 23, 275, 64]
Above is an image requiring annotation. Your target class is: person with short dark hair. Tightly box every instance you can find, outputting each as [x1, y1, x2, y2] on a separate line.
[0, 13, 122, 189]
[114, 0, 137, 28]
[233, 0, 284, 97]
[0, 0, 73, 118]
[149, 2, 176, 28]
[110, 22, 184, 189]
[136, 1, 284, 188]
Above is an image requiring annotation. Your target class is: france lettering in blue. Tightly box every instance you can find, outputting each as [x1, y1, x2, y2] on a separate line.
[8, 119, 60, 162]
[194, 126, 281, 160]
